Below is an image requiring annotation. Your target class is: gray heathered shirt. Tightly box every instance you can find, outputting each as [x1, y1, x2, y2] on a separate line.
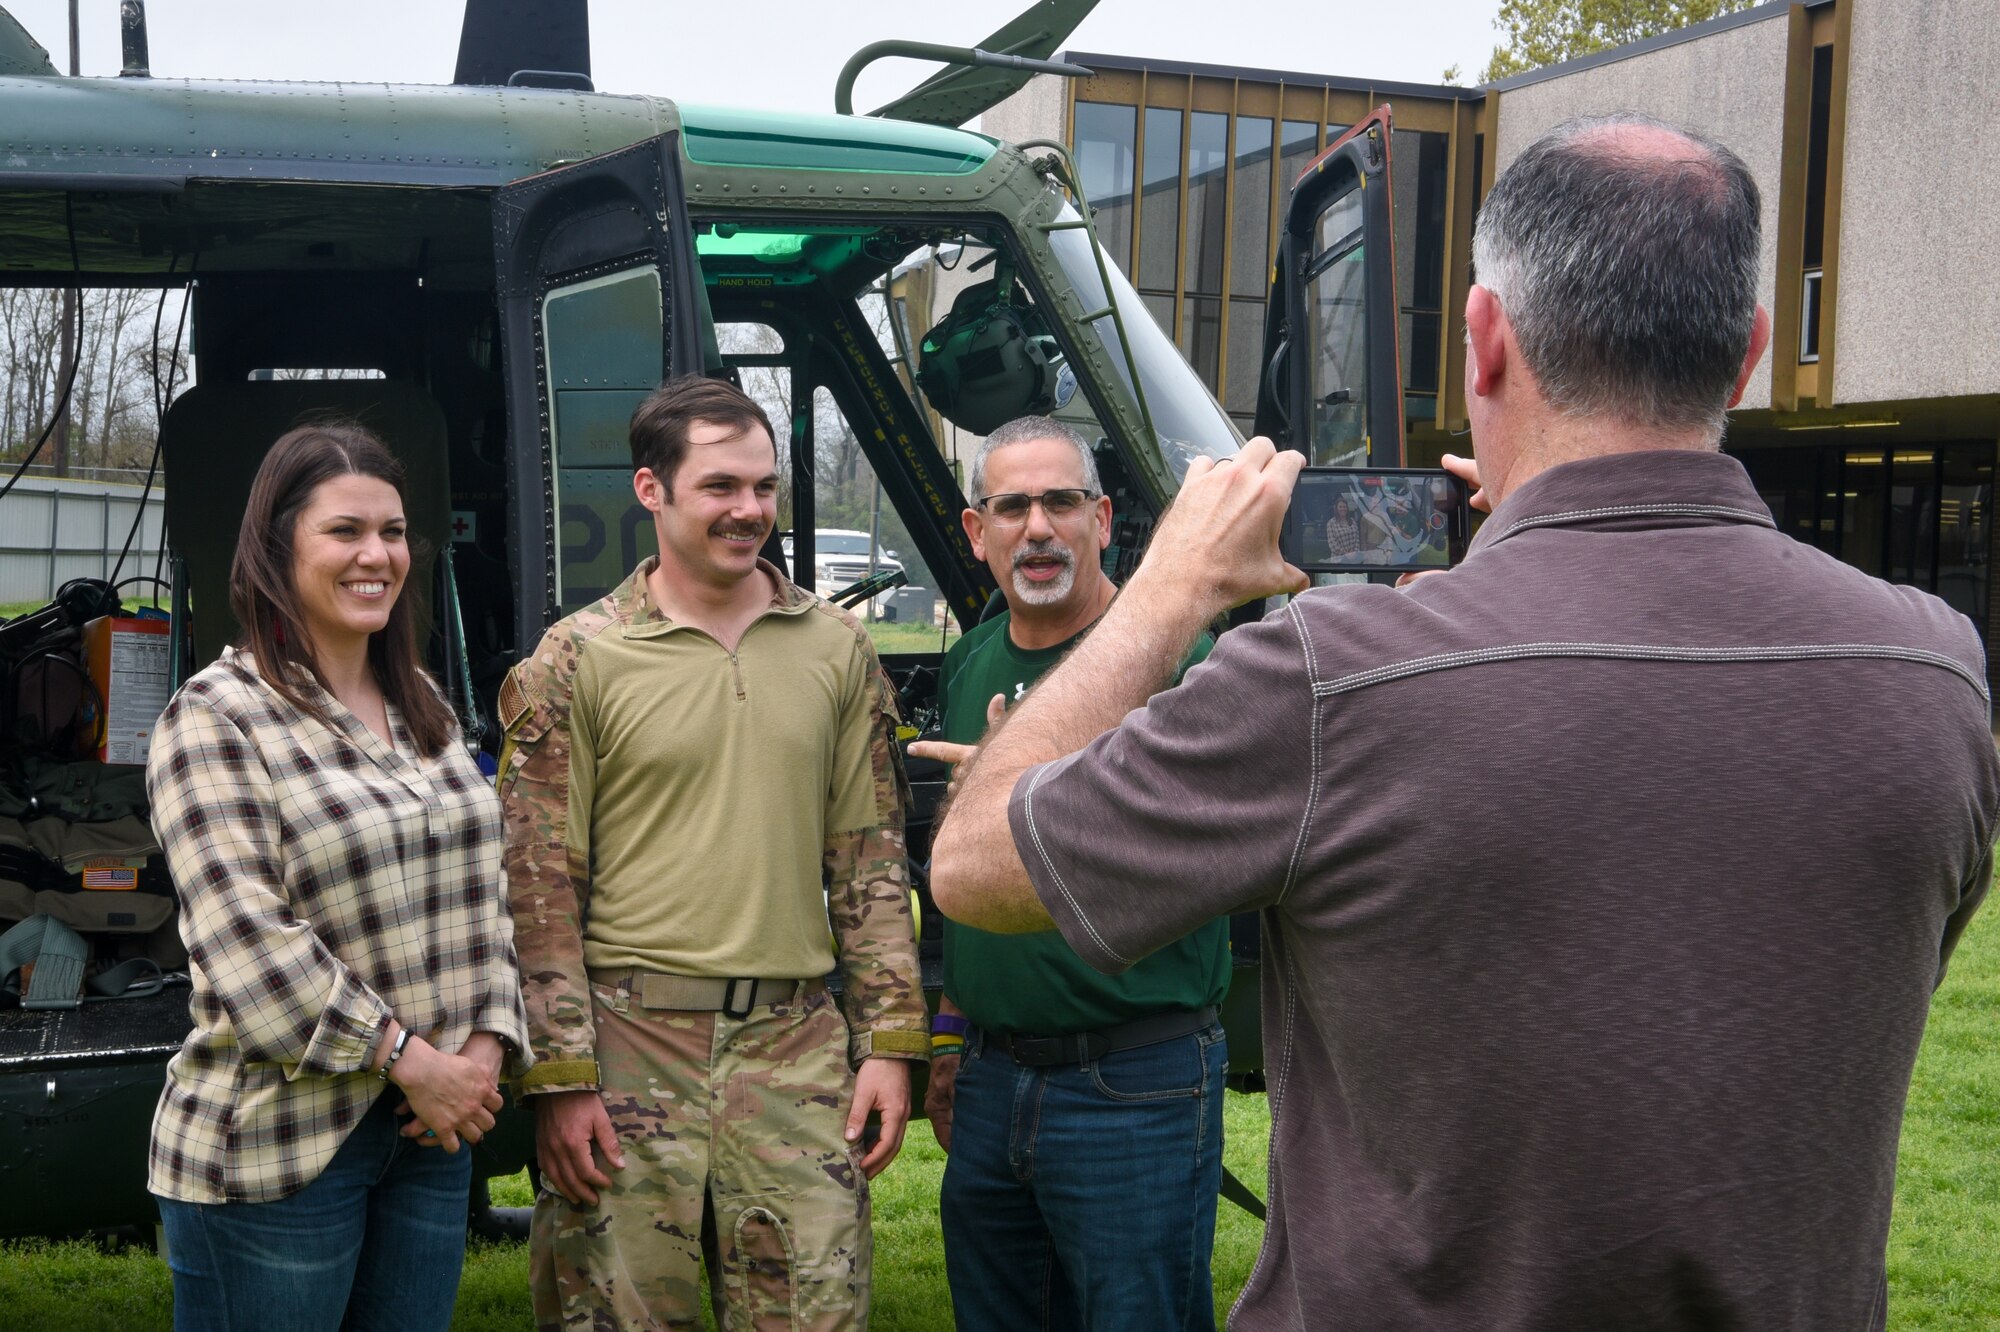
[1009, 449, 1997, 1331]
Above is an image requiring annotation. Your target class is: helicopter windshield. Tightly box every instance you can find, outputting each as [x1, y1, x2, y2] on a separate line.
[1043, 207, 1242, 483]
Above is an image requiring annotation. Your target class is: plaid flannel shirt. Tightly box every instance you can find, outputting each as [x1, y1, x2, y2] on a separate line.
[144, 648, 530, 1203]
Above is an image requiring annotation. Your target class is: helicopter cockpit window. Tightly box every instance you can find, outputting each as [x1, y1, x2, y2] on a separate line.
[1304, 187, 1370, 468]
[695, 220, 1114, 471]
[893, 233, 1108, 494]
[1042, 207, 1241, 482]
[698, 229, 812, 265]
[806, 381, 957, 653]
[719, 316, 798, 575]
[717, 311, 960, 654]
[914, 254, 1072, 437]
[698, 218, 1129, 635]
[543, 265, 668, 610]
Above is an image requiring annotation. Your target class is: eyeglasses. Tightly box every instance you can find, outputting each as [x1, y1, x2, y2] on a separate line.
[974, 488, 1100, 528]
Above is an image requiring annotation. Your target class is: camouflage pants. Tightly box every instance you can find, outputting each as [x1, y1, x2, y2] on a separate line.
[529, 979, 870, 1332]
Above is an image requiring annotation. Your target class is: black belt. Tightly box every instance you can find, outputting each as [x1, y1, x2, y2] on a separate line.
[989, 1006, 1218, 1067]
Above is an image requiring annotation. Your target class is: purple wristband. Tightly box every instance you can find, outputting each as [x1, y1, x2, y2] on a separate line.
[931, 1012, 970, 1036]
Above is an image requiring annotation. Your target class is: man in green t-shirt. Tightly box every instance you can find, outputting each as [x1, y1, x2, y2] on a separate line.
[910, 416, 1228, 1332]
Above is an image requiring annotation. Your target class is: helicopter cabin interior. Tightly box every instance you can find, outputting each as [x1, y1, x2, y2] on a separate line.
[1, 170, 1197, 695]
[0, 109, 1233, 1028]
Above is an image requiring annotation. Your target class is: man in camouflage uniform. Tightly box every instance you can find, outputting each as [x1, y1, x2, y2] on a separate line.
[499, 375, 928, 1331]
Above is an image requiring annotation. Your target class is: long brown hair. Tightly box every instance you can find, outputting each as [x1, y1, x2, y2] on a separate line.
[229, 422, 455, 757]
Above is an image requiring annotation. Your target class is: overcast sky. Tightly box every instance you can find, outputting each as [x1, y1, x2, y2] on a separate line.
[9, 1, 1502, 115]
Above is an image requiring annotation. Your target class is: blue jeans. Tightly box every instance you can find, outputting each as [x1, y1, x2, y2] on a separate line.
[940, 1022, 1227, 1332]
[157, 1088, 473, 1332]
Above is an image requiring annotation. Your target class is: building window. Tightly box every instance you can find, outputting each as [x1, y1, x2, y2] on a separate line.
[1800, 43, 1834, 367]
[1938, 449, 1993, 630]
[1738, 445, 1832, 551]
[1802, 45, 1834, 270]
[1066, 78, 1471, 439]
[1886, 450, 1937, 587]
[1736, 442, 1992, 638]
[1137, 107, 1183, 332]
[1839, 448, 1887, 574]
[1226, 116, 1275, 424]
[1280, 119, 1319, 196]
[1394, 129, 1450, 421]
[1075, 101, 1136, 277]
[1229, 117, 1274, 304]
[1800, 270, 1822, 363]
[1181, 111, 1229, 385]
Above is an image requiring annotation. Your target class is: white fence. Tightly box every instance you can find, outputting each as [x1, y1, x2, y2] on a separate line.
[0, 474, 170, 605]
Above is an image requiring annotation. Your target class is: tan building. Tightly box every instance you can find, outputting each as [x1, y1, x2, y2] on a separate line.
[985, 0, 2000, 674]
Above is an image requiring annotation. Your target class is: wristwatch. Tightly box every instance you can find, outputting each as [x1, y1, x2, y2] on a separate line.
[377, 1027, 412, 1082]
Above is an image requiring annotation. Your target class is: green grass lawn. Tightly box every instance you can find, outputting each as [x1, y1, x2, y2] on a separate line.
[1885, 898, 2000, 1329]
[864, 617, 961, 658]
[6, 905, 1996, 1330]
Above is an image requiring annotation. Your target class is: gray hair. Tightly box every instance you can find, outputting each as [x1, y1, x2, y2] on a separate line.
[967, 415, 1101, 501]
[1471, 112, 1761, 435]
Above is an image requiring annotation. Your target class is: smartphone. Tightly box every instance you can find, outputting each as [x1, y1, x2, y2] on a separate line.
[1279, 467, 1471, 575]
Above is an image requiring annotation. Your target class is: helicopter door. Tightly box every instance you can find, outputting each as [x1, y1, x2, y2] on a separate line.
[492, 133, 704, 641]
[1254, 107, 1405, 467]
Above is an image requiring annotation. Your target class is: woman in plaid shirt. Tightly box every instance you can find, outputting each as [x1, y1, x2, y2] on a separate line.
[146, 424, 530, 1331]
[1324, 492, 1363, 562]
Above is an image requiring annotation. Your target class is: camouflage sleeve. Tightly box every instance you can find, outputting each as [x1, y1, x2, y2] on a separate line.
[825, 648, 928, 1066]
[497, 622, 601, 1096]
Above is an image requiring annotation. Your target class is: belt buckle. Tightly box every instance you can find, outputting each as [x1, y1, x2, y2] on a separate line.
[722, 978, 757, 1020]
[1007, 1034, 1067, 1066]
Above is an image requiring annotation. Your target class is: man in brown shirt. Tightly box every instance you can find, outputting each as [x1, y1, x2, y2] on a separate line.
[927, 113, 1998, 1330]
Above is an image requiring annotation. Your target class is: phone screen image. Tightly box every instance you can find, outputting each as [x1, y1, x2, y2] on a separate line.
[1282, 468, 1469, 574]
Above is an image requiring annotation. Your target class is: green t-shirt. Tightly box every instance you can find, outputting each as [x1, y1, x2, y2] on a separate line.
[938, 611, 1229, 1035]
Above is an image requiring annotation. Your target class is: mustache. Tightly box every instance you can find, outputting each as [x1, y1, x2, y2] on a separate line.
[1011, 539, 1074, 570]
[709, 521, 768, 541]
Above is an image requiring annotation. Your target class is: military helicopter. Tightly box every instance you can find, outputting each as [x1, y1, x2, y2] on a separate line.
[0, 0, 1410, 1237]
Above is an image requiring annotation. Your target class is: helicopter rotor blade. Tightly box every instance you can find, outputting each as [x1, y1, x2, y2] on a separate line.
[454, 0, 591, 89]
[866, 0, 1103, 127]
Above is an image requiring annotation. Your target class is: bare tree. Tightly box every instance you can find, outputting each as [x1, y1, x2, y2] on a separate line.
[718, 320, 798, 528]
[1, 284, 192, 478]
[1, 287, 65, 465]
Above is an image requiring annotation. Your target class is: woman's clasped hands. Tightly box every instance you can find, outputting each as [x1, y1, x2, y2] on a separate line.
[389, 1028, 507, 1153]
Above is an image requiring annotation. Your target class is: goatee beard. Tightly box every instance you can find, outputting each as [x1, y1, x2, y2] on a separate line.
[1010, 541, 1076, 607]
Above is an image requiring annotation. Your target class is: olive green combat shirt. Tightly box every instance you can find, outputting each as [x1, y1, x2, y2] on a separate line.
[499, 559, 928, 1095]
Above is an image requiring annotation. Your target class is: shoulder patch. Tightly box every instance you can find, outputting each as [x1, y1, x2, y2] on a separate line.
[809, 596, 872, 642]
[497, 672, 531, 733]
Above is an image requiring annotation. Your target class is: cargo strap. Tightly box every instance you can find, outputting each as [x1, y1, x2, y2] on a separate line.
[0, 914, 164, 1010]
[590, 968, 824, 1019]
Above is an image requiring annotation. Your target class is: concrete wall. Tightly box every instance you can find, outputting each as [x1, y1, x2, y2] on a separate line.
[1833, 0, 2000, 406]
[1491, 12, 1791, 410]
[978, 73, 1068, 149]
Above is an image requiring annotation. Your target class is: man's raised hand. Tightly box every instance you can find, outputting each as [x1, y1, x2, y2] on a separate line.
[1136, 437, 1308, 618]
